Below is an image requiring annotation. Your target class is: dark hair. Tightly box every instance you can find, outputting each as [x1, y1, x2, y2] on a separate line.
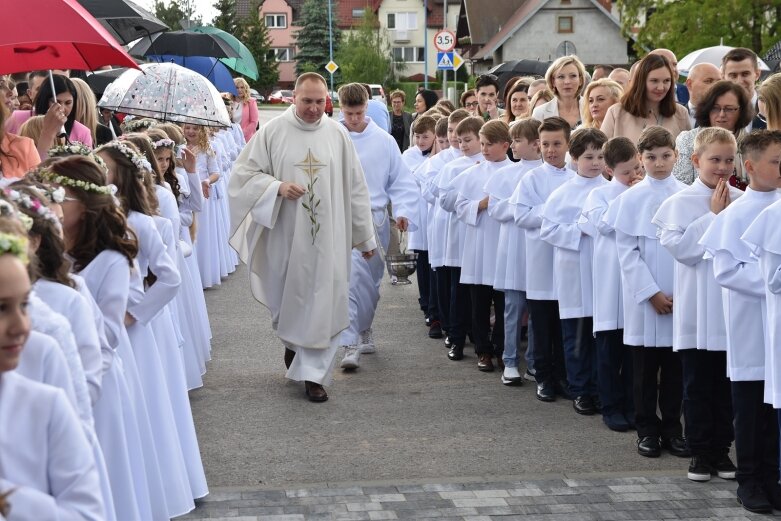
[603, 137, 638, 168]
[637, 125, 676, 153]
[339, 82, 369, 106]
[435, 116, 449, 137]
[417, 89, 439, 111]
[621, 54, 677, 118]
[738, 129, 781, 159]
[594, 64, 615, 76]
[51, 156, 138, 270]
[460, 89, 476, 107]
[33, 74, 78, 137]
[145, 128, 182, 200]
[503, 77, 532, 124]
[475, 74, 499, 94]
[411, 114, 436, 134]
[569, 128, 608, 159]
[722, 47, 759, 70]
[436, 99, 456, 112]
[95, 142, 155, 216]
[539, 116, 572, 142]
[694, 80, 753, 130]
[120, 133, 164, 210]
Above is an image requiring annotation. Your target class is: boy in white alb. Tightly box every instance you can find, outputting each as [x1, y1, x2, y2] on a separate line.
[653, 127, 742, 482]
[541, 128, 609, 415]
[439, 116, 485, 361]
[513, 116, 575, 402]
[489, 118, 542, 385]
[454, 120, 513, 372]
[580, 137, 644, 432]
[603, 126, 686, 459]
[702, 130, 781, 513]
[336, 84, 419, 371]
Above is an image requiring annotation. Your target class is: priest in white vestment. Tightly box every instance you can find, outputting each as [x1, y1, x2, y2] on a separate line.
[229, 73, 376, 402]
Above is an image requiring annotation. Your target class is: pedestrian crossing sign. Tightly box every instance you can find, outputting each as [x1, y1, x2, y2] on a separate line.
[437, 51, 464, 71]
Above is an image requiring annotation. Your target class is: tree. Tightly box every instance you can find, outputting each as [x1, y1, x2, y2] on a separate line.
[212, 0, 238, 34]
[294, 0, 341, 77]
[240, 1, 279, 94]
[617, 0, 781, 57]
[335, 10, 400, 86]
[153, 0, 203, 31]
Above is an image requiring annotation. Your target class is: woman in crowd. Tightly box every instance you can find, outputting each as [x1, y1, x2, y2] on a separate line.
[460, 89, 479, 116]
[1, 105, 39, 179]
[503, 77, 533, 125]
[532, 55, 587, 128]
[233, 77, 259, 143]
[414, 89, 439, 118]
[581, 79, 623, 129]
[758, 73, 781, 131]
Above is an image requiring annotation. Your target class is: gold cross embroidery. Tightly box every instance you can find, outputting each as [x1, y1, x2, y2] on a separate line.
[294, 149, 326, 178]
[294, 148, 325, 244]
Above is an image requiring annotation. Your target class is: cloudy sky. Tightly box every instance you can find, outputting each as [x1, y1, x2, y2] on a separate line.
[135, 0, 218, 25]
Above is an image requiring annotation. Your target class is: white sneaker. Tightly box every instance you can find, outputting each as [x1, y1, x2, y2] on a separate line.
[358, 329, 375, 354]
[340, 345, 361, 370]
[501, 366, 523, 385]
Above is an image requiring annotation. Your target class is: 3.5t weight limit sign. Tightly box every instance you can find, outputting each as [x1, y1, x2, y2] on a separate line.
[434, 30, 456, 52]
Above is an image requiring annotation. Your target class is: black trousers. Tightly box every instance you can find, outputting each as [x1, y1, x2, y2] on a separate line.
[632, 346, 683, 439]
[732, 380, 779, 487]
[595, 329, 634, 418]
[680, 349, 734, 456]
[413, 250, 439, 322]
[468, 284, 504, 356]
[446, 267, 471, 346]
[434, 267, 451, 333]
[527, 299, 564, 384]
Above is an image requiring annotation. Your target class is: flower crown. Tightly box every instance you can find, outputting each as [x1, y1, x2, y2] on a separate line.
[48, 142, 109, 173]
[0, 199, 33, 231]
[3, 188, 61, 230]
[37, 168, 114, 195]
[122, 118, 156, 133]
[0, 232, 29, 264]
[100, 141, 153, 173]
[151, 137, 175, 150]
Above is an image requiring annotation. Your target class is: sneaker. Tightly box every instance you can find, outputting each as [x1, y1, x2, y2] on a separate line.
[687, 456, 713, 482]
[340, 345, 361, 370]
[357, 329, 375, 354]
[712, 453, 736, 480]
[501, 366, 523, 385]
[523, 369, 537, 382]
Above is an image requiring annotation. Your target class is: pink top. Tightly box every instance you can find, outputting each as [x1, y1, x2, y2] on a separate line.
[240, 99, 259, 143]
[4, 110, 93, 148]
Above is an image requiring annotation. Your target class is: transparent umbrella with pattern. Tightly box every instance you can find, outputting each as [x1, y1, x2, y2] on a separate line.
[98, 62, 231, 127]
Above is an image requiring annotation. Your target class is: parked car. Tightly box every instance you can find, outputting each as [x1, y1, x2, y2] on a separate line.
[249, 88, 265, 104]
[268, 89, 294, 104]
[325, 95, 333, 117]
[368, 84, 386, 103]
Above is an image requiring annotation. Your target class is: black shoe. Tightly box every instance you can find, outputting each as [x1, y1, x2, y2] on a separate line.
[661, 436, 690, 458]
[737, 483, 773, 514]
[425, 315, 432, 327]
[763, 481, 781, 510]
[603, 413, 630, 432]
[591, 395, 602, 413]
[428, 321, 443, 339]
[573, 395, 597, 415]
[554, 378, 573, 400]
[687, 456, 714, 482]
[536, 381, 556, 402]
[447, 344, 464, 361]
[637, 436, 661, 458]
[711, 453, 736, 480]
[444, 336, 452, 348]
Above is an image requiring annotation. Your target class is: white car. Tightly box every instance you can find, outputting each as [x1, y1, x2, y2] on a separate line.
[368, 84, 386, 103]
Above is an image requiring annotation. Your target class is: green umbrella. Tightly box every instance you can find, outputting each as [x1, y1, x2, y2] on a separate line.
[188, 26, 258, 80]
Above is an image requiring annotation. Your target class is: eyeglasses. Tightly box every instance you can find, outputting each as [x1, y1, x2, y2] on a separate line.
[710, 106, 739, 115]
[464, 101, 479, 108]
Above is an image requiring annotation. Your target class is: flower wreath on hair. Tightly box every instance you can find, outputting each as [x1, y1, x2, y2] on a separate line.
[0, 199, 34, 231]
[0, 232, 29, 264]
[151, 137, 176, 150]
[48, 142, 109, 173]
[36, 168, 114, 195]
[122, 118, 156, 133]
[3, 188, 62, 230]
[101, 140, 153, 173]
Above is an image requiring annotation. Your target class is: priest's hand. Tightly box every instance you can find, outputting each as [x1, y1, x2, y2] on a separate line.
[362, 249, 376, 260]
[279, 182, 306, 200]
[396, 217, 409, 232]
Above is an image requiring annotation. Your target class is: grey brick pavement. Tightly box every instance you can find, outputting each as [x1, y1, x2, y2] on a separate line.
[180, 473, 775, 520]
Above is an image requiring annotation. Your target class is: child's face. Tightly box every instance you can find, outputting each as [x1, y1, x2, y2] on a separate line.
[182, 124, 199, 143]
[693, 142, 736, 189]
[607, 155, 644, 186]
[436, 135, 449, 149]
[480, 135, 510, 162]
[640, 146, 677, 180]
[574, 144, 605, 178]
[458, 131, 481, 156]
[0, 254, 31, 372]
[447, 122, 460, 148]
[747, 143, 781, 192]
[539, 130, 568, 168]
[414, 130, 435, 151]
[154, 149, 172, 174]
[510, 137, 539, 161]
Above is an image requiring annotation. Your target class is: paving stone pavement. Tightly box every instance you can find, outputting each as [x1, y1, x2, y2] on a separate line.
[181, 473, 774, 520]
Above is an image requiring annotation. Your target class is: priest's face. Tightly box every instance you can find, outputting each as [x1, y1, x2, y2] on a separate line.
[0, 254, 31, 372]
[294, 79, 328, 124]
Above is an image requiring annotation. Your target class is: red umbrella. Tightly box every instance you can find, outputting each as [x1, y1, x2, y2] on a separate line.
[0, 0, 140, 75]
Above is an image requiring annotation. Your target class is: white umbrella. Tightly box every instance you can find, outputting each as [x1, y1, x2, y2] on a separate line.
[678, 45, 771, 76]
[97, 62, 231, 127]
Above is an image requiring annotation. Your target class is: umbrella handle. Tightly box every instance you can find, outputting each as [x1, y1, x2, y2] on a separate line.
[48, 70, 67, 138]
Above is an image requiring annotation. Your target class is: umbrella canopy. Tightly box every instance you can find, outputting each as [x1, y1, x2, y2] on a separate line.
[85, 67, 129, 98]
[77, 0, 169, 45]
[678, 45, 771, 76]
[98, 62, 231, 127]
[148, 55, 238, 94]
[129, 30, 240, 60]
[189, 26, 259, 81]
[0, 0, 140, 75]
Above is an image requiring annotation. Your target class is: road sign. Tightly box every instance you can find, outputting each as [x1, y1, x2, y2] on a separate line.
[437, 52, 454, 70]
[433, 30, 456, 52]
[325, 61, 339, 74]
[452, 51, 464, 71]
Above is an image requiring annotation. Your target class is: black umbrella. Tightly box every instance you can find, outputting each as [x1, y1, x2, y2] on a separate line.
[78, 0, 169, 45]
[85, 67, 129, 98]
[128, 30, 241, 59]
[489, 59, 552, 99]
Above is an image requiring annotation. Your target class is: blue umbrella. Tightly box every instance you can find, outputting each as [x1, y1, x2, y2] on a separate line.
[147, 54, 237, 95]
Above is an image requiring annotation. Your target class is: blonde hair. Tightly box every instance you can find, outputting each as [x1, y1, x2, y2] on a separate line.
[759, 73, 781, 131]
[70, 78, 97, 143]
[693, 126, 737, 156]
[456, 116, 484, 137]
[479, 119, 511, 144]
[510, 117, 541, 142]
[581, 79, 623, 128]
[234, 77, 251, 103]
[181, 123, 214, 156]
[545, 55, 587, 98]
[530, 88, 554, 110]
[18, 115, 47, 146]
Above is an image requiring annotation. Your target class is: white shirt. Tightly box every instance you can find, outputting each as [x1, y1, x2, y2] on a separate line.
[438, 154, 485, 267]
[423, 147, 461, 268]
[402, 145, 432, 250]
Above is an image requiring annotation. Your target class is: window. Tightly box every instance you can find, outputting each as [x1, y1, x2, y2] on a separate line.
[265, 14, 287, 28]
[392, 46, 425, 63]
[387, 12, 417, 30]
[352, 8, 365, 18]
[557, 15, 573, 33]
[272, 47, 296, 62]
